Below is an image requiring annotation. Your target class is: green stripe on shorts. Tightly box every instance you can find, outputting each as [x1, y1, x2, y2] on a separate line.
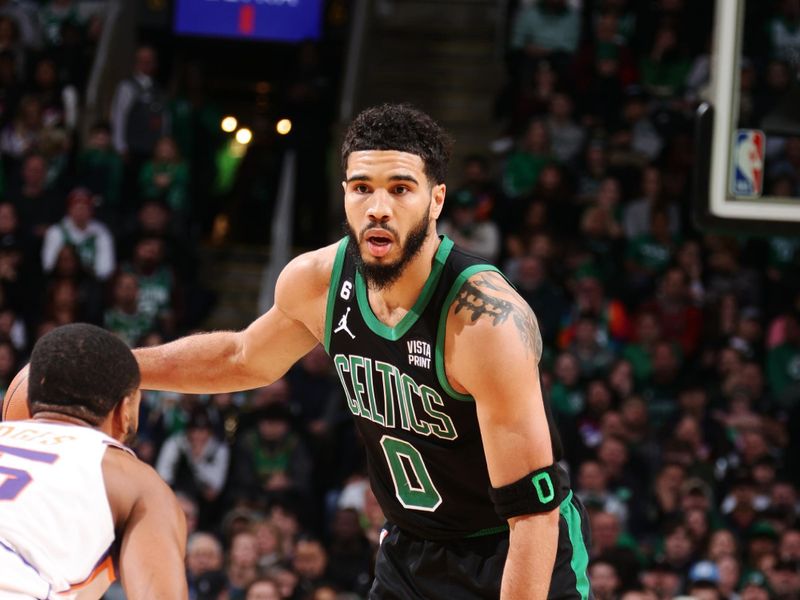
[559, 491, 590, 600]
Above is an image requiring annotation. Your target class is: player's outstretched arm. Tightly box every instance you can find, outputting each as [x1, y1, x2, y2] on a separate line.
[133, 246, 334, 393]
[445, 271, 558, 600]
[104, 448, 188, 599]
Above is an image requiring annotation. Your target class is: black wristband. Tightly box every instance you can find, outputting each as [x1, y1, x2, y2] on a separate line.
[488, 464, 565, 521]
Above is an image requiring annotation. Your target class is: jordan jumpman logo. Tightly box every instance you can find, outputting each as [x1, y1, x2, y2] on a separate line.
[335, 307, 356, 339]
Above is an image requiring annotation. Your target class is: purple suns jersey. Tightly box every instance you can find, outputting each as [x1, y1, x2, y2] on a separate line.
[0, 420, 132, 599]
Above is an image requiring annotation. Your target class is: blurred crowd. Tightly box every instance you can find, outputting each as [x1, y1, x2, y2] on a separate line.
[439, 2, 800, 600]
[0, 2, 357, 600]
[2, 1, 800, 600]
[0, 0, 223, 377]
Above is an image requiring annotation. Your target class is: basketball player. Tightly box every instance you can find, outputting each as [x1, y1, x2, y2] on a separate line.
[0, 324, 187, 599]
[134, 105, 592, 599]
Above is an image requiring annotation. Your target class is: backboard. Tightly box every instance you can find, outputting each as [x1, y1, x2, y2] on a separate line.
[695, 0, 800, 234]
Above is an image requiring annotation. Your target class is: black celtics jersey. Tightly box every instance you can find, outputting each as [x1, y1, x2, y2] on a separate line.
[324, 235, 562, 540]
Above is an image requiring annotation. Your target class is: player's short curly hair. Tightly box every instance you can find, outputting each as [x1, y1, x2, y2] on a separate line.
[341, 103, 453, 185]
[29, 323, 140, 425]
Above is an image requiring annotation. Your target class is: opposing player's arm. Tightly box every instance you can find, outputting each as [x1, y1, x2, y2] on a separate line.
[445, 271, 558, 600]
[104, 448, 188, 600]
[134, 245, 334, 393]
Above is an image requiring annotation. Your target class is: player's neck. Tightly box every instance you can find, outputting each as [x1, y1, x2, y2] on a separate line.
[32, 412, 98, 429]
[368, 232, 441, 315]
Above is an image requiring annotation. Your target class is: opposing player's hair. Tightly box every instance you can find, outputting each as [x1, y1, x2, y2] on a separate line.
[28, 323, 140, 425]
[341, 103, 453, 184]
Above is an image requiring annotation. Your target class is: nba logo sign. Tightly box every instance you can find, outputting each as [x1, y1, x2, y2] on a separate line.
[732, 129, 765, 197]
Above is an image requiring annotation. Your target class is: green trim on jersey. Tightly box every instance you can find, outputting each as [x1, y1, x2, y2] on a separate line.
[354, 236, 455, 341]
[464, 524, 509, 538]
[560, 491, 591, 600]
[434, 263, 502, 401]
[323, 238, 350, 353]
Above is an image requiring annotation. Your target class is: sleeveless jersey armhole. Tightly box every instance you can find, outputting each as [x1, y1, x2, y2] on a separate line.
[434, 264, 505, 401]
[102, 439, 136, 458]
[324, 238, 349, 354]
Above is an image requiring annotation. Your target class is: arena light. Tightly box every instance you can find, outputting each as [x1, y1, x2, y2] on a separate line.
[235, 128, 253, 145]
[276, 118, 292, 135]
[221, 116, 238, 133]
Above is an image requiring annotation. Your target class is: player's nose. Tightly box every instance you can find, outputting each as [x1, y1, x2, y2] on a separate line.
[365, 188, 393, 222]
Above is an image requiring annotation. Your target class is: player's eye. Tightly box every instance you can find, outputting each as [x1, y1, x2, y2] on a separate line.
[393, 185, 409, 195]
[353, 184, 370, 194]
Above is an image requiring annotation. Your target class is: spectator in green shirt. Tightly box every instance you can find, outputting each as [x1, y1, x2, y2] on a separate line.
[38, 0, 82, 47]
[624, 310, 662, 384]
[511, 0, 581, 73]
[766, 311, 800, 406]
[502, 118, 553, 199]
[550, 351, 585, 421]
[626, 208, 679, 296]
[139, 136, 189, 218]
[640, 23, 691, 99]
[76, 122, 123, 215]
[568, 312, 618, 379]
[104, 271, 154, 347]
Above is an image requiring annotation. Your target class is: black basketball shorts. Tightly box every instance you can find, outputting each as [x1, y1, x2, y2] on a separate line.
[368, 492, 593, 600]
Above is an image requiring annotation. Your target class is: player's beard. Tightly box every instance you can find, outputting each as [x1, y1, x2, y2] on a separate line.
[345, 207, 431, 291]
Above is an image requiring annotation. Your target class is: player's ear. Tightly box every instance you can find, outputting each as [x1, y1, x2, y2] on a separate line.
[430, 184, 446, 220]
[110, 392, 138, 442]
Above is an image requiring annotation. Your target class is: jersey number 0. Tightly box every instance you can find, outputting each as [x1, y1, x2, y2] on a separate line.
[380, 435, 442, 512]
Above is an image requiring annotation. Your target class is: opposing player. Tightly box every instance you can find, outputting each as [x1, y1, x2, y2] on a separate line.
[134, 104, 591, 599]
[0, 323, 187, 599]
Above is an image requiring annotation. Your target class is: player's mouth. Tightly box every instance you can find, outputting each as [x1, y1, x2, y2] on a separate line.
[364, 230, 394, 258]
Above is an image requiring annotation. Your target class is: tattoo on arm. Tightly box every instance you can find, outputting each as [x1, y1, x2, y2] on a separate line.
[454, 275, 543, 361]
